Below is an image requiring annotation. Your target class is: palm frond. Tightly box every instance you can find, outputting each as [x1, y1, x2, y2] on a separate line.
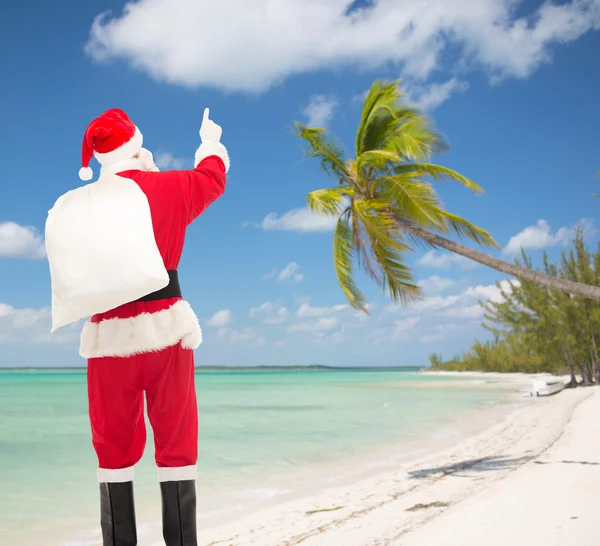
[293, 123, 349, 182]
[358, 105, 422, 155]
[356, 80, 403, 156]
[375, 175, 446, 230]
[390, 163, 483, 195]
[333, 216, 368, 312]
[356, 80, 449, 164]
[357, 150, 404, 172]
[382, 117, 445, 161]
[437, 210, 499, 248]
[352, 199, 420, 304]
[307, 187, 352, 216]
[352, 213, 383, 285]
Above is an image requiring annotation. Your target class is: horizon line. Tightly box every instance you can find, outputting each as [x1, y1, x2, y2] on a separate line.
[0, 365, 425, 371]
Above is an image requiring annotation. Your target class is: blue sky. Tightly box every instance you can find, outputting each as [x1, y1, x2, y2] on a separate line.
[1, 0, 599, 367]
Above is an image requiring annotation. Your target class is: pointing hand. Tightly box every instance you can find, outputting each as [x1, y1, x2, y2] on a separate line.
[199, 108, 223, 142]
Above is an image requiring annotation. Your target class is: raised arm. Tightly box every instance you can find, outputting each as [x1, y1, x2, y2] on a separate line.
[178, 153, 227, 224]
[178, 108, 229, 223]
[121, 109, 229, 225]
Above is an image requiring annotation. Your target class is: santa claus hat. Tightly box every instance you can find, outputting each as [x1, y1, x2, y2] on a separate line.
[79, 108, 143, 181]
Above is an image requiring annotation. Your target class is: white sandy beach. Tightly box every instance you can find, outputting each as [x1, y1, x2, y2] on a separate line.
[69, 374, 598, 546]
[177, 375, 598, 546]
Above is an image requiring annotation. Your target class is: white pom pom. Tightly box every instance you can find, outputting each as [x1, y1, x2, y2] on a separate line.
[79, 166, 93, 181]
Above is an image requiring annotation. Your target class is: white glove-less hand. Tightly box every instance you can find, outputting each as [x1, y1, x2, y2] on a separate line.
[199, 108, 222, 143]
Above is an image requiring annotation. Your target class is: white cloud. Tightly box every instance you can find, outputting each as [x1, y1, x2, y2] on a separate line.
[504, 218, 595, 254]
[207, 309, 233, 327]
[279, 262, 304, 282]
[217, 327, 266, 345]
[410, 294, 461, 312]
[405, 78, 470, 110]
[417, 250, 478, 270]
[264, 262, 304, 283]
[464, 279, 520, 303]
[230, 278, 518, 352]
[250, 301, 274, 317]
[269, 308, 290, 324]
[154, 150, 187, 170]
[417, 275, 455, 295]
[0, 303, 80, 345]
[391, 316, 421, 340]
[303, 95, 338, 127]
[259, 207, 338, 233]
[383, 278, 520, 342]
[372, 315, 421, 344]
[85, 1, 600, 93]
[250, 301, 290, 324]
[0, 222, 46, 259]
[443, 304, 485, 320]
[420, 323, 467, 343]
[297, 303, 349, 317]
[284, 300, 358, 337]
[288, 317, 339, 334]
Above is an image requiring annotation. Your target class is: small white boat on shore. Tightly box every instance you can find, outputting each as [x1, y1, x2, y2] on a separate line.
[524, 379, 565, 397]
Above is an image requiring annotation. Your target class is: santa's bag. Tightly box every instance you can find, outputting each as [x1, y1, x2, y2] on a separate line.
[45, 173, 169, 332]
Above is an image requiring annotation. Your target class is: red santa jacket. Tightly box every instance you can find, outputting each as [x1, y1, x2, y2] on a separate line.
[79, 154, 227, 359]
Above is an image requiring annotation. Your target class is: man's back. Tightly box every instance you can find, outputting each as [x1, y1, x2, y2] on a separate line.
[79, 154, 227, 359]
[115, 154, 226, 271]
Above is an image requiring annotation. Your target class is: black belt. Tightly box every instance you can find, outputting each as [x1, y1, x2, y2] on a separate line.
[134, 270, 182, 302]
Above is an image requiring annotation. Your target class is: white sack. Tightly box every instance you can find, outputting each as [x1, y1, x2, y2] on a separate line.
[45, 173, 169, 332]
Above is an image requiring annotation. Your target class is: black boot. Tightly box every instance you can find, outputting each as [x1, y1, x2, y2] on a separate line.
[99, 481, 138, 546]
[160, 480, 198, 546]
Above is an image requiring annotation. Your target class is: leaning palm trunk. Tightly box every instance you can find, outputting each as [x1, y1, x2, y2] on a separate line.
[295, 80, 600, 311]
[396, 218, 600, 302]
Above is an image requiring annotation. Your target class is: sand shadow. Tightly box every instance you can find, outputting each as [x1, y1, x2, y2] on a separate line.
[534, 460, 600, 466]
[409, 456, 530, 479]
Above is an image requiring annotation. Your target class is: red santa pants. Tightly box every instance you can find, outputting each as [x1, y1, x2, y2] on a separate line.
[87, 343, 198, 483]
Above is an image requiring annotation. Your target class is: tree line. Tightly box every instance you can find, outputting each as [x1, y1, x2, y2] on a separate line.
[429, 231, 600, 386]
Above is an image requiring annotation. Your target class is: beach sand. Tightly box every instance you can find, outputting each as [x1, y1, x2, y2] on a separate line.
[154, 375, 598, 546]
[67, 373, 596, 545]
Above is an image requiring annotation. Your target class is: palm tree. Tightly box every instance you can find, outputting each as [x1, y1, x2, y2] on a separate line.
[293, 80, 600, 312]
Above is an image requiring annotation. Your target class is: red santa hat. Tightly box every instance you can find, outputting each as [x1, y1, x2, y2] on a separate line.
[79, 109, 143, 181]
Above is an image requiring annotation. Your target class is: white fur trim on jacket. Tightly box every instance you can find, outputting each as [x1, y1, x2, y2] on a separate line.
[98, 466, 135, 483]
[194, 141, 230, 172]
[158, 465, 197, 483]
[80, 300, 203, 359]
[94, 127, 143, 167]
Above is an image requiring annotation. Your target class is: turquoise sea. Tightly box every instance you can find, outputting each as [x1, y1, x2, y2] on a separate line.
[0, 368, 514, 545]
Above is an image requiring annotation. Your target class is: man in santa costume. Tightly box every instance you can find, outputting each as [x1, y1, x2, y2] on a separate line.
[45, 107, 229, 546]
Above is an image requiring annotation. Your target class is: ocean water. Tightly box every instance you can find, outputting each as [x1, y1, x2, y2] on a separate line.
[0, 368, 513, 545]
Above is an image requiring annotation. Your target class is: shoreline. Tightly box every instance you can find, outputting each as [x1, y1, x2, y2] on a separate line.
[186, 386, 592, 546]
[195, 384, 522, 526]
[396, 384, 600, 546]
[61, 374, 521, 546]
[419, 369, 571, 381]
[59, 374, 594, 545]
[171, 376, 590, 545]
